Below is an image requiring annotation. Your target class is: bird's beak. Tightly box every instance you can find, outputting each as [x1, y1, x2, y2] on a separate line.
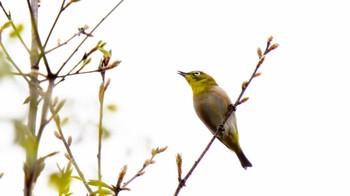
[177, 71, 187, 77]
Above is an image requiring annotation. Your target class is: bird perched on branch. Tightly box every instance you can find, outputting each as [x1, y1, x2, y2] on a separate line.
[178, 70, 252, 169]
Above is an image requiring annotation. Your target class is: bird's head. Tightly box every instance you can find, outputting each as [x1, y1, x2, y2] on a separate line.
[178, 70, 218, 95]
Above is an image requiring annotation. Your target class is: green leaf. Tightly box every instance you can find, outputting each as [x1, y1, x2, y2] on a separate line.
[0, 21, 12, 33]
[13, 120, 36, 156]
[61, 116, 69, 126]
[106, 104, 117, 112]
[98, 48, 110, 57]
[91, 189, 113, 196]
[9, 23, 23, 38]
[53, 99, 66, 115]
[88, 179, 112, 189]
[99, 41, 107, 48]
[84, 57, 91, 65]
[0, 51, 12, 80]
[102, 126, 111, 139]
[49, 162, 73, 195]
[71, 175, 81, 181]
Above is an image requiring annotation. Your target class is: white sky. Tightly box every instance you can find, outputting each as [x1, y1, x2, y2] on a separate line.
[1, 0, 350, 195]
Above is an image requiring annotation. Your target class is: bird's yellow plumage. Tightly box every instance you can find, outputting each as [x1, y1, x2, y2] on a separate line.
[178, 70, 252, 169]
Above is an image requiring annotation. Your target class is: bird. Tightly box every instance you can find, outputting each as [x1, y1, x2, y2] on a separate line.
[178, 70, 252, 169]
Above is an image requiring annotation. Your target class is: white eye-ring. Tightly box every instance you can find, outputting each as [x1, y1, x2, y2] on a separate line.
[193, 71, 201, 76]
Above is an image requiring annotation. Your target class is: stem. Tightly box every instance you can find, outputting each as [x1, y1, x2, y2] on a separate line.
[44, 32, 79, 54]
[0, 42, 30, 83]
[52, 111, 93, 194]
[42, 0, 66, 50]
[97, 81, 105, 191]
[24, 1, 40, 195]
[36, 79, 54, 141]
[27, 0, 52, 76]
[0, 3, 30, 53]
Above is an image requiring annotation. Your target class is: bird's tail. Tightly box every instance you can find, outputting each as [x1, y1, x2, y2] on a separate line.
[237, 150, 252, 169]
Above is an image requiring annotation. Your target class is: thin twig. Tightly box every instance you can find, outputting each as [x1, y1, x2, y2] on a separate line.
[174, 36, 278, 196]
[44, 32, 79, 54]
[114, 147, 167, 196]
[174, 136, 217, 195]
[0, 2, 30, 53]
[42, 0, 66, 50]
[52, 111, 93, 194]
[97, 80, 106, 192]
[0, 42, 30, 83]
[36, 79, 54, 142]
[55, 0, 125, 76]
[40, 69, 101, 83]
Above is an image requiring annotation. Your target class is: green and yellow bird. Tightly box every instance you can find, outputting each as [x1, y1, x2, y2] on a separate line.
[178, 70, 252, 169]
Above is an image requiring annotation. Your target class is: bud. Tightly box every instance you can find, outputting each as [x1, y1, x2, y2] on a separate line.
[241, 81, 248, 89]
[83, 24, 89, 30]
[257, 47, 262, 58]
[158, 146, 168, 153]
[239, 97, 249, 104]
[120, 187, 131, 191]
[257, 55, 265, 67]
[52, 96, 58, 107]
[116, 165, 128, 187]
[268, 43, 279, 51]
[176, 153, 182, 181]
[104, 78, 111, 91]
[267, 35, 273, 43]
[54, 131, 62, 139]
[176, 153, 182, 166]
[119, 165, 127, 178]
[64, 152, 71, 160]
[254, 72, 262, 77]
[137, 170, 146, 176]
[144, 159, 152, 166]
[67, 136, 72, 146]
[151, 148, 157, 156]
[105, 60, 121, 70]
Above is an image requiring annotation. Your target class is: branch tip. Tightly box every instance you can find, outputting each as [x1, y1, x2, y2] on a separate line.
[254, 72, 262, 77]
[267, 35, 273, 43]
[239, 97, 249, 104]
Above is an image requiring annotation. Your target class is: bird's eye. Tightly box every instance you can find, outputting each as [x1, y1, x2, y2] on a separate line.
[193, 71, 201, 76]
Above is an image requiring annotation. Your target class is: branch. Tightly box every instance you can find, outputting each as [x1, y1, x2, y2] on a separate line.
[0, 2, 30, 53]
[26, 0, 53, 76]
[51, 103, 93, 194]
[44, 29, 81, 54]
[97, 77, 109, 192]
[42, 0, 67, 50]
[0, 41, 30, 83]
[114, 147, 168, 196]
[174, 36, 279, 196]
[55, 0, 125, 76]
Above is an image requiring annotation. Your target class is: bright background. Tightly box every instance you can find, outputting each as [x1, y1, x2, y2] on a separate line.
[1, 0, 350, 195]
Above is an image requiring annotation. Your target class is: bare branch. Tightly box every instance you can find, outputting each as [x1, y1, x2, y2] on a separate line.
[114, 146, 168, 195]
[51, 102, 93, 194]
[55, 0, 125, 76]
